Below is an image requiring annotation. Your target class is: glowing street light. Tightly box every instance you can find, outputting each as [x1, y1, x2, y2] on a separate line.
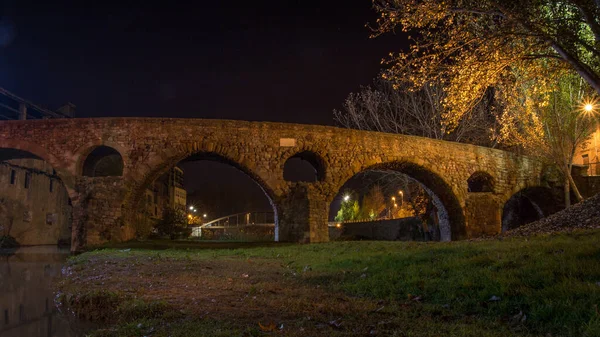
[203, 213, 207, 218]
[582, 98, 598, 115]
[343, 195, 350, 202]
[189, 206, 194, 211]
[193, 209, 197, 213]
[391, 196, 396, 201]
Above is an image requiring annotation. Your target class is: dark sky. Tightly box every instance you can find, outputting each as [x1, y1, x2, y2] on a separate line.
[0, 1, 408, 218]
[0, 0, 404, 125]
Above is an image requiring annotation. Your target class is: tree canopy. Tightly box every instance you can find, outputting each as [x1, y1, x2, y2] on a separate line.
[373, 0, 600, 128]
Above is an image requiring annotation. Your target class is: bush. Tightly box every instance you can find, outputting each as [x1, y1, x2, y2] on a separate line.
[155, 207, 190, 240]
[0, 235, 19, 248]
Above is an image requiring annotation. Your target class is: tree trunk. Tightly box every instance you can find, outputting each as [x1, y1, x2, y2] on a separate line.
[564, 175, 571, 208]
[550, 42, 600, 95]
[566, 169, 585, 202]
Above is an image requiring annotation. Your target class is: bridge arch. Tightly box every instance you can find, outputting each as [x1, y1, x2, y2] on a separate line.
[283, 150, 326, 182]
[332, 160, 466, 241]
[467, 171, 495, 193]
[77, 143, 127, 177]
[0, 139, 64, 173]
[125, 148, 280, 240]
[501, 186, 561, 232]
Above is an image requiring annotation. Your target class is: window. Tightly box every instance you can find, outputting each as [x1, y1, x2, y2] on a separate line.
[10, 169, 15, 185]
[49, 179, 54, 192]
[24, 172, 31, 189]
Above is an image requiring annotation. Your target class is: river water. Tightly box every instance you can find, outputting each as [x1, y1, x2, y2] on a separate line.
[0, 246, 81, 337]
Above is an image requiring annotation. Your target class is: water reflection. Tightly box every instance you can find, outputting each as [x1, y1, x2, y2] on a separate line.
[0, 246, 77, 337]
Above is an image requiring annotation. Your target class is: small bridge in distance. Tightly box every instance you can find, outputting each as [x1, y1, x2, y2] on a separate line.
[190, 211, 275, 238]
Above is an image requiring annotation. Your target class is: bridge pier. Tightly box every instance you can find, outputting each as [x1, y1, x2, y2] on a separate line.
[463, 193, 502, 237]
[276, 185, 329, 243]
[71, 177, 128, 252]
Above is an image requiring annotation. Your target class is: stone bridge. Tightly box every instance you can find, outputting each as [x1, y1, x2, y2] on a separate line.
[0, 118, 547, 251]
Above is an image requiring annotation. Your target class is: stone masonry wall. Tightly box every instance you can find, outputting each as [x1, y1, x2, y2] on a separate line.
[0, 118, 544, 250]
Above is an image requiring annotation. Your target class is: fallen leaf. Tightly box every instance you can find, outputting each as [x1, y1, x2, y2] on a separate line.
[259, 321, 276, 331]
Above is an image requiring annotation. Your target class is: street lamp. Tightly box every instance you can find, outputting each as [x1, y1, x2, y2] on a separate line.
[343, 195, 350, 202]
[203, 213, 207, 218]
[582, 99, 598, 115]
[189, 206, 194, 211]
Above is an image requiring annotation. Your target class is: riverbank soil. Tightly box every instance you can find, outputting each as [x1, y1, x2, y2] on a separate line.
[57, 230, 600, 337]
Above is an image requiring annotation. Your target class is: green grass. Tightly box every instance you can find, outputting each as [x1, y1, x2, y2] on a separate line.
[68, 230, 600, 336]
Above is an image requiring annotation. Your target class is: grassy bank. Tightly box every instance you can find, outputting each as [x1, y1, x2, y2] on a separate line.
[57, 231, 600, 336]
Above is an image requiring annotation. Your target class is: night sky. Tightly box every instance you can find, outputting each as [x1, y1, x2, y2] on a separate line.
[1, 0, 404, 124]
[1, 1, 408, 217]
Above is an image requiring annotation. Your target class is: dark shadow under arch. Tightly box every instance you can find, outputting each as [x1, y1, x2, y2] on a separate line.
[468, 171, 494, 193]
[501, 186, 561, 232]
[335, 161, 466, 241]
[128, 151, 280, 240]
[283, 151, 326, 182]
[82, 146, 124, 177]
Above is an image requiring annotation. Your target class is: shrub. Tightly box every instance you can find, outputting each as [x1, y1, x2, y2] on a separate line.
[0, 235, 19, 248]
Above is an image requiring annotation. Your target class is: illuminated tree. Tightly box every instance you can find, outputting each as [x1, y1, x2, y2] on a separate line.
[495, 70, 597, 206]
[372, 0, 600, 129]
[335, 191, 360, 222]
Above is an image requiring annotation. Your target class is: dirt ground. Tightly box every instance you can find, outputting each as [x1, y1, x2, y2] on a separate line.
[58, 253, 399, 336]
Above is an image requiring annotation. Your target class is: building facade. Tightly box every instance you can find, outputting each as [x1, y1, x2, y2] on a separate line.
[144, 167, 187, 220]
[0, 159, 72, 245]
[574, 128, 600, 176]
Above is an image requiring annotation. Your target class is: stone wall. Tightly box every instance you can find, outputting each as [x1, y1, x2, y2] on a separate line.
[339, 217, 427, 241]
[464, 193, 502, 237]
[0, 159, 71, 245]
[0, 118, 545, 250]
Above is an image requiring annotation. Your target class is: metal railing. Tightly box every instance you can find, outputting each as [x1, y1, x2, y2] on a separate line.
[191, 211, 275, 237]
[0, 87, 72, 120]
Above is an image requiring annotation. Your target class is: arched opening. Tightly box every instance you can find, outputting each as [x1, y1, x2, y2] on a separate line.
[0, 148, 72, 247]
[82, 146, 124, 177]
[467, 171, 494, 193]
[501, 187, 561, 232]
[131, 152, 278, 242]
[283, 151, 325, 182]
[329, 162, 465, 242]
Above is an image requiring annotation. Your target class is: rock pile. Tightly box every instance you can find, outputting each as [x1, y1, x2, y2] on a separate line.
[505, 193, 600, 237]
